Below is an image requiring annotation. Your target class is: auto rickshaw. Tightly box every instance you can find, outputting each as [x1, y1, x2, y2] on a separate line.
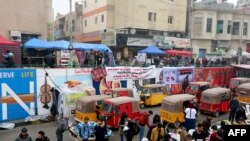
[187, 81, 211, 101]
[230, 77, 250, 95]
[140, 84, 168, 108]
[104, 88, 134, 97]
[160, 94, 195, 127]
[236, 83, 250, 104]
[75, 95, 111, 122]
[99, 96, 141, 128]
[200, 87, 231, 117]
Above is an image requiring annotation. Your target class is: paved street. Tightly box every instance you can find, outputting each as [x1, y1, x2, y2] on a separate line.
[0, 106, 229, 141]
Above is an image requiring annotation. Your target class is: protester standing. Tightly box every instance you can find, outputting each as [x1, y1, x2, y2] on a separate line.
[94, 119, 107, 141]
[202, 116, 213, 138]
[80, 117, 91, 141]
[235, 105, 247, 123]
[119, 112, 128, 141]
[150, 123, 165, 141]
[35, 131, 50, 141]
[192, 123, 206, 141]
[56, 117, 69, 141]
[229, 95, 239, 124]
[138, 110, 153, 141]
[15, 128, 32, 141]
[152, 114, 161, 125]
[184, 105, 197, 131]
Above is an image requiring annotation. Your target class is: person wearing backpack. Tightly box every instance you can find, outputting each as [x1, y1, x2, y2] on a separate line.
[138, 110, 153, 141]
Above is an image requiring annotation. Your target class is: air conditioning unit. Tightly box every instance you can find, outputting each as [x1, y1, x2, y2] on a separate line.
[10, 31, 21, 42]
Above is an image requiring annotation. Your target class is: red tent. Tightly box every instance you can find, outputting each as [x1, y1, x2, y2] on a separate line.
[0, 35, 20, 46]
[0, 35, 21, 66]
[165, 50, 192, 56]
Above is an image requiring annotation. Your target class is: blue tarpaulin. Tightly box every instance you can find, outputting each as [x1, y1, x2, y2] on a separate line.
[24, 38, 53, 49]
[24, 39, 112, 52]
[138, 46, 165, 54]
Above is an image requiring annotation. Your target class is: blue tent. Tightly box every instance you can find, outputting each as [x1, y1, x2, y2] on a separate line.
[24, 38, 52, 49]
[73, 43, 112, 52]
[138, 46, 165, 54]
[51, 40, 70, 49]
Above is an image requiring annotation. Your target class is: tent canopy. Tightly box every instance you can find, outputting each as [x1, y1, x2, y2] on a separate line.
[138, 46, 165, 54]
[24, 39, 112, 52]
[0, 35, 20, 46]
[24, 38, 53, 49]
[165, 50, 192, 56]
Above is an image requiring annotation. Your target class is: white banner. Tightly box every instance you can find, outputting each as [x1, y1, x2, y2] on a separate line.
[106, 66, 156, 81]
[137, 53, 147, 62]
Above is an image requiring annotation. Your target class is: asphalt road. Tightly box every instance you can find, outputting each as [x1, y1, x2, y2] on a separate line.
[0, 106, 229, 141]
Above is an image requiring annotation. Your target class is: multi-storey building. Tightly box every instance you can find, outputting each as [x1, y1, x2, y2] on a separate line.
[191, 0, 250, 58]
[75, 0, 188, 60]
[0, 0, 53, 44]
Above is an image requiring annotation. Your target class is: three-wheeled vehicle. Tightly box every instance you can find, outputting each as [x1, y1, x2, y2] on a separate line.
[236, 83, 250, 104]
[187, 81, 211, 101]
[200, 87, 231, 117]
[99, 96, 141, 128]
[140, 84, 168, 108]
[230, 77, 250, 95]
[104, 88, 134, 97]
[75, 95, 111, 122]
[160, 94, 195, 127]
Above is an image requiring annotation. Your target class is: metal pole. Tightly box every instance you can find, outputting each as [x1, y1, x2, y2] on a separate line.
[238, 15, 243, 64]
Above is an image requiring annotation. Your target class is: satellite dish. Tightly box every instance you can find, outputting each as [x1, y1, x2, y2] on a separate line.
[130, 28, 136, 34]
[163, 32, 168, 36]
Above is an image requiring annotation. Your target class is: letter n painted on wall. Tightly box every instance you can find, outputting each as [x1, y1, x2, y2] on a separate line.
[0, 69, 37, 122]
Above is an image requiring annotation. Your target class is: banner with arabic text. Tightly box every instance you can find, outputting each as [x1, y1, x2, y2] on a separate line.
[106, 66, 156, 81]
[163, 67, 194, 84]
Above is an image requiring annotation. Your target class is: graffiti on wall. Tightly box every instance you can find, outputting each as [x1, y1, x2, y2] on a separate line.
[0, 69, 37, 121]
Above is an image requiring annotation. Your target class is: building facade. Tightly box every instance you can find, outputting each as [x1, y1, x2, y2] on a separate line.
[0, 0, 53, 44]
[54, 2, 83, 41]
[75, 0, 188, 60]
[191, 0, 250, 58]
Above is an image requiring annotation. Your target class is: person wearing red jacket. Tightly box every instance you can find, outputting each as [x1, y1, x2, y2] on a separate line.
[138, 110, 153, 141]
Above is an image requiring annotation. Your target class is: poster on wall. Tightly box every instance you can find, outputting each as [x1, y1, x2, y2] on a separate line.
[36, 68, 93, 115]
[137, 53, 147, 62]
[0, 69, 37, 122]
[163, 67, 194, 84]
[106, 66, 156, 81]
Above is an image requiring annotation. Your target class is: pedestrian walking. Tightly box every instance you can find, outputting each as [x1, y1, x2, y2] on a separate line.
[94, 119, 107, 141]
[138, 110, 153, 141]
[192, 123, 206, 141]
[150, 123, 165, 141]
[202, 116, 213, 138]
[229, 95, 239, 124]
[56, 117, 69, 141]
[119, 112, 128, 141]
[235, 105, 247, 123]
[15, 128, 32, 141]
[184, 105, 197, 131]
[35, 131, 50, 141]
[79, 117, 91, 141]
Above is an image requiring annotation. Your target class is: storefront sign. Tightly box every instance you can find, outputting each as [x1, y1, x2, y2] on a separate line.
[106, 66, 156, 81]
[127, 37, 153, 46]
[101, 31, 117, 46]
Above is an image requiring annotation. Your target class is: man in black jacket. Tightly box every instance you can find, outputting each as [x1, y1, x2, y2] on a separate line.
[229, 95, 239, 124]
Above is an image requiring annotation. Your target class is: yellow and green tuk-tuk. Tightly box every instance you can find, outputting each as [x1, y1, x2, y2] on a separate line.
[160, 94, 195, 127]
[75, 95, 111, 122]
[140, 84, 168, 108]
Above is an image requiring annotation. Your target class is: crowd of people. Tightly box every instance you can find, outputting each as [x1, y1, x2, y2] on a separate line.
[15, 128, 50, 141]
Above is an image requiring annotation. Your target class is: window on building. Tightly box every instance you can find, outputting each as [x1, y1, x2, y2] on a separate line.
[232, 22, 240, 35]
[227, 20, 232, 34]
[216, 20, 224, 34]
[243, 22, 248, 36]
[95, 17, 98, 24]
[72, 20, 75, 32]
[148, 12, 156, 22]
[206, 18, 212, 33]
[84, 1, 87, 7]
[101, 14, 104, 22]
[66, 20, 68, 31]
[168, 16, 173, 24]
[85, 20, 87, 27]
